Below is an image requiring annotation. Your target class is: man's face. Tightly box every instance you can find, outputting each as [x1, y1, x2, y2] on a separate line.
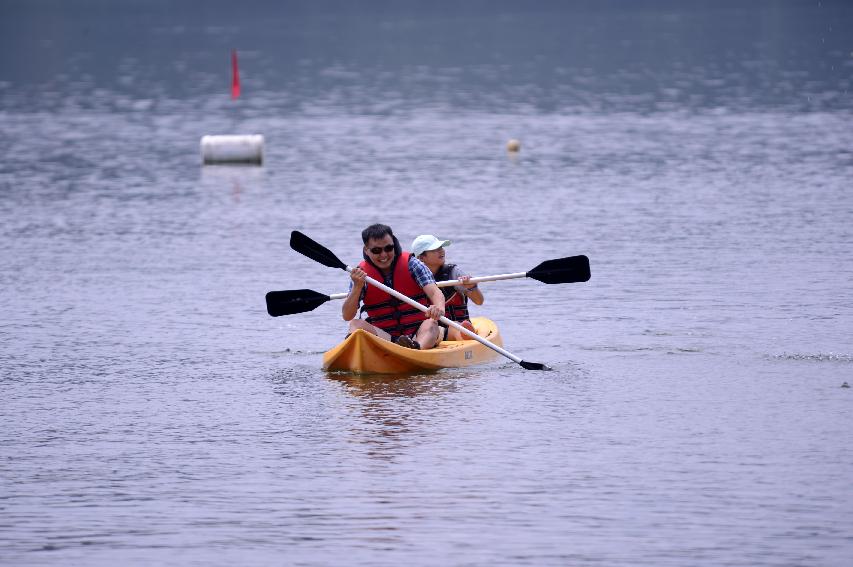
[364, 234, 395, 271]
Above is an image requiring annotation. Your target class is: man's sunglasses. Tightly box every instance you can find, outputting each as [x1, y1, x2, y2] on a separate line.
[368, 244, 395, 255]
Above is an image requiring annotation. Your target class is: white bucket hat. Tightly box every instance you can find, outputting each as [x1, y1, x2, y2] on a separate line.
[411, 234, 451, 256]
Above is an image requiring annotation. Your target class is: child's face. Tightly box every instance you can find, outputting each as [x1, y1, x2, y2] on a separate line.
[419, 247, 446, 271]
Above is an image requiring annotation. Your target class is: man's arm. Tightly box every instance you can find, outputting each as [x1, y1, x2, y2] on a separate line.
[409, 256, 444, 320]
[422, 282, 445, 320]
[342, 268, 366, 321]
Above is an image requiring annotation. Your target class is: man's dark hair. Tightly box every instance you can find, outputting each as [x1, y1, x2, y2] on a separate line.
[361, 223, 393, 244]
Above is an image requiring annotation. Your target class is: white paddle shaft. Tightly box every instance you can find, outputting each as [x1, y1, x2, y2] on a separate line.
[437, 272, 526, 286]
[327, 271, 526, 301]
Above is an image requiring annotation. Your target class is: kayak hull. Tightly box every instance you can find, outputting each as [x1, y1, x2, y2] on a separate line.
[322, 316, 502, 374]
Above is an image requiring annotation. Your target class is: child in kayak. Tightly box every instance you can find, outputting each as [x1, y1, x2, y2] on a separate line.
[411, 234, 484, 341]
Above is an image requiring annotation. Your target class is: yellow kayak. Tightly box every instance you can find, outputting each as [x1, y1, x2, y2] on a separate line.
[323, 316, 502, 374]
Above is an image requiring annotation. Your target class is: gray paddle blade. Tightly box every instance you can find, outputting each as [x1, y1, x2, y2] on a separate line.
[527, 255, 590, 284]
[266, 289, 331, 317]
[519, 360, 553, 371]
[290, 231, 348, 271]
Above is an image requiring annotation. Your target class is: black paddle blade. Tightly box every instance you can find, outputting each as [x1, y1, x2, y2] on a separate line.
[265, 289, 331, 317]
[520, 360, 552, 371]
[290, 231, 348, 271]
[527, 255, 591, 284]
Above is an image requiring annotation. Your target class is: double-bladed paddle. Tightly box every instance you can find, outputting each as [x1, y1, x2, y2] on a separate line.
[265, 254, 590, 317]
[287, 230, 555, 371]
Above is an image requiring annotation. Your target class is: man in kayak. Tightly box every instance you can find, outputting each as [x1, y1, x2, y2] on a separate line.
[412, 234, 484, 341]
[343, 224, 446, 350]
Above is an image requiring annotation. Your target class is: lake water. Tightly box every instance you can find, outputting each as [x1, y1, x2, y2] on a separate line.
[2, 1, 852, 565]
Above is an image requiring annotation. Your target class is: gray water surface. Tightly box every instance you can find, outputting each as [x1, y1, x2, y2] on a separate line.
[2, 1, 852, 565]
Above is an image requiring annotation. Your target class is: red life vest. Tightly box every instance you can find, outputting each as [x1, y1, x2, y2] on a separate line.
[435, 263, 471, 323]
[360, 252, 429, 338]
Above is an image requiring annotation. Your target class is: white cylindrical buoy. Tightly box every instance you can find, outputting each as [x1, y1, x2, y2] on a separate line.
[201, 134, 264, 165]
[506, 138, 521, 152]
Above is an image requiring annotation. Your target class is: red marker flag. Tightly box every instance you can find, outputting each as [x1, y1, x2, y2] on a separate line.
[231, 49, 241, 99]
